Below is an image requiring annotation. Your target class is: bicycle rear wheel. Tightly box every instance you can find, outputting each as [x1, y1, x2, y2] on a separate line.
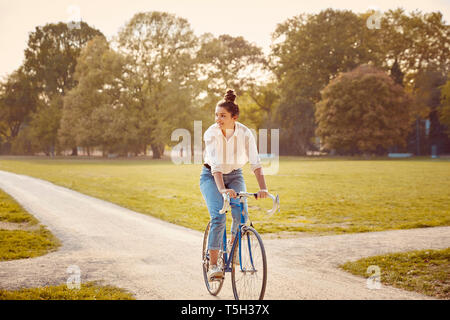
[202, 221, 224, 296]
[231, 226, 267, 300]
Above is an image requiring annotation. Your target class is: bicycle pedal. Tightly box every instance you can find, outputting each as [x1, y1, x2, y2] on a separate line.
[210, 275, 224, 282]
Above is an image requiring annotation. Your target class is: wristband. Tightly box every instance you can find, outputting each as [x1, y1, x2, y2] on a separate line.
[259, 189, 268, 192]
[220, 189, 228, 193]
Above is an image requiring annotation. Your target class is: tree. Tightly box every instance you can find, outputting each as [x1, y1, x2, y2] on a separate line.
[193, 33, 269, 138]
[116, 11, 199, 158]
[270, 9, 380, 154]
[369, 9, 450, 155]
[271, 9, 380, 102]
[22, 21, 104, 155]
[412, 67, 449, 154]
[28, 95, 62, 156]
[0, 67, 39, 153]
[59, 36, 131, 155]
[196, 33, 267, 97]
[23, 22, 105, 99]
[439, 76, 450, 138]
[315, 65, 414, 155]
[274, 95, 315, 155]
[376, 9, 450, 88]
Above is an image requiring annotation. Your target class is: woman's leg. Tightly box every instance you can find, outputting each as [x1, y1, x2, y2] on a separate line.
[224, 170, 248, 243]
[200, 168, 225, 266]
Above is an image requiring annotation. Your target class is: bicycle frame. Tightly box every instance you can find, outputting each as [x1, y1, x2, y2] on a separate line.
[210, 191, 279, 275]
[203, 190, 279, 299]
[222, 199, 248, 273]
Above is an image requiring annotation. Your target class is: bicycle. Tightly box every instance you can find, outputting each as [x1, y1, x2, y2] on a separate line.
[201, 191, 280, 300]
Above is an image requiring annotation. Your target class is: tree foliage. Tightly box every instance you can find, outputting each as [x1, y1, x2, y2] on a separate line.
[28, 95, 63, 155]
[196, 33, 267, 96]
[315, 65, 414, 154]
[376, 9, 450, 88]
[270, 9, 380, 154]
[439, 76, 450, 137]
[23, 22, 104, 99]
[59, 36, 129, 155]
[0, 68, 39, 143]
[116, 11, 199, 158]
[17, 21, 105, 154]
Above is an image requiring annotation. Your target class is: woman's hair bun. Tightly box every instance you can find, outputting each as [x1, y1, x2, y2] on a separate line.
[224, 89, 236, 103]
[218, 89, 239, 117]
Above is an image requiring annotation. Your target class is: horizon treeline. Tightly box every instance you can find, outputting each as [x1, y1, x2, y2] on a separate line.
[0, 8, 449, 157]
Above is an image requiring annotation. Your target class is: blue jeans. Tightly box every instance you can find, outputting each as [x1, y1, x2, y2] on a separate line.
[199, 166, 248, 251]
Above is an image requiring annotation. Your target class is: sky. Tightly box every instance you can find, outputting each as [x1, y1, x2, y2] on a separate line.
[1, 0, 449, 79]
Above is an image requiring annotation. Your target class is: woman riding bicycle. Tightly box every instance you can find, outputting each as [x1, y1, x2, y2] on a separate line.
[199, 89, 269, 280]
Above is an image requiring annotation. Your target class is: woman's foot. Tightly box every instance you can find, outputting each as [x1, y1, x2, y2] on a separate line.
[208, 265, 223, 280]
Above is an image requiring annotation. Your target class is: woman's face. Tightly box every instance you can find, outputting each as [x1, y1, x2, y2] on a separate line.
[215, 106, 237, 130]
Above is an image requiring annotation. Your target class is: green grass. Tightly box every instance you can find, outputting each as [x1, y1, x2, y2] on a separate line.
[0, 188, 60, 261]
[0, 281, 135, 300]
[0, 156, 449, 235]
[340, 248, 450, 299]
[0, 227, 60, 261]
[0, 189, 38, 224]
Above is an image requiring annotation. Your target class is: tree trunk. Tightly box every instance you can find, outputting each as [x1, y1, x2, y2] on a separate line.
[151, 143, 164, 159]
[71, 147, 78, 156]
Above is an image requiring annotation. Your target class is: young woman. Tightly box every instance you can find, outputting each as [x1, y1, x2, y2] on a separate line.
[199, 89, 269, 280]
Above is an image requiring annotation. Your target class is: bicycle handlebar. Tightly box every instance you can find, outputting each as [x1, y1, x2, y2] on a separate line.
[219, 191, 280, 215]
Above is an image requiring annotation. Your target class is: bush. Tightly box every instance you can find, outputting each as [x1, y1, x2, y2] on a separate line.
[315, 64, 414, 155]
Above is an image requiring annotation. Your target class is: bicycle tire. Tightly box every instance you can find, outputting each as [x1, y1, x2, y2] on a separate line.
[231, 226, 267, 300]
[202, 221, 225, 296]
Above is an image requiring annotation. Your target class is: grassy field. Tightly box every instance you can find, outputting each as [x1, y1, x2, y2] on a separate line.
[340, 248, 450, 299]
[0, 281, 135, 300]
[0, 156, 449, 235]
[0, 188, 60, 261]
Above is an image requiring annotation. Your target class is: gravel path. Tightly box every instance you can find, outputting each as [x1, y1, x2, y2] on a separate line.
[0, 170, 449, 299]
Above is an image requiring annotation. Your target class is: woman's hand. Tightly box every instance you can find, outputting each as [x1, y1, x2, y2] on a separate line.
[220, 188, 237, 198]
[256, 189, 269, 199]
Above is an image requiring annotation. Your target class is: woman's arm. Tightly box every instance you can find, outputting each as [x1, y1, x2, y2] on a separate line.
[254, 167, 268, 199]
[213, 172, 237, 198]
[245, 130, 267, 199]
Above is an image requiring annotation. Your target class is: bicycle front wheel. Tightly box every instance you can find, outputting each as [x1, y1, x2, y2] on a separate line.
[231, 226, 267, 300]
[202, 221, 224, 296]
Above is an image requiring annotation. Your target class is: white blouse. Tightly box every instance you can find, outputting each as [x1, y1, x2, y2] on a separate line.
[204, 121, 262, 174]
